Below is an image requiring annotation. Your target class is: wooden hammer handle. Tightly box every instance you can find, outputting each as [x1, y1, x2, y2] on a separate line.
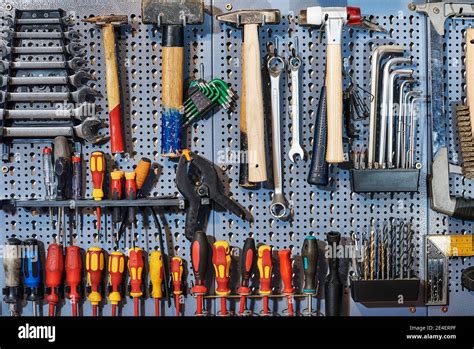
[466, 29, 474, 134]
[102, 24, 124, 154]
[325, 43, 344, 164]
[243, 23, 267, 182]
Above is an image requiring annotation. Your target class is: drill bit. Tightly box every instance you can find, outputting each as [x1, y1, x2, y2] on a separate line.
[369, 226, 375, 280]
[351, 232, 359, 279]
[363, 238, 368, 281]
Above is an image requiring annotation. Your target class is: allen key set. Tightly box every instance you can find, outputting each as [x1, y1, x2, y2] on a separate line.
[0, 0, 474, 319]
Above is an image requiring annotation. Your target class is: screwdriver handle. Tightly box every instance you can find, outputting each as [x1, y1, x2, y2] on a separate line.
[150, 251, 164, 299]
[71, 153, 82, 200]
[135, 157, 151, 191]
[325, 232, 343, 317]
[42, 147, 55, 199]
[257, 245, 272, 295]
[302, 236, 318, 294]
[125, 172, 137, 225]
[86, 247, 105, 306]
[212, 240, 231, 296]
[3, 238, 22, 308]
[90, 151, 105, 201]
[191, 231, 209, 294]
[65, 246, 82, 304]
[54, 136, 71, 199]
[110, 170, 124, 224]
[128, 247, 144, 298]
[238, 237, 256, 294]
[22, 239, 43, 301]
[171, 256, 183, 296]
[108, 251, 125, 305]
[278, 249, 294, 295]
[45, 243, 64, 308]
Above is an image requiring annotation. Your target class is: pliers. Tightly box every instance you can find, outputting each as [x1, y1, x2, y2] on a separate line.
[176, 149, 253, 240]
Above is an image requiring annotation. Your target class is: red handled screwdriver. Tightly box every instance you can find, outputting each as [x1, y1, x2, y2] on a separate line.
[238, 238, 256, 315]
[278, 249, 295, 316]
[171, 256, 184, 316]
[65, 245, 82, 316]
[257, 245, 273, 316]
[127, 247, 143, 316]
[110, 170, 124, 245]
[212, 240, 231, 316]
[108, 251, 125, 316]
[191, 231, 209, 316]
[90, 151, 105, 240]
[45, 243, 64, 316]
[125, 172, 137, 248]
[86, 247, 105, 316]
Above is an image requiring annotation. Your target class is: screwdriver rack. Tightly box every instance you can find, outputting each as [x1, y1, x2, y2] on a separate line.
[0, 0, 473, 317]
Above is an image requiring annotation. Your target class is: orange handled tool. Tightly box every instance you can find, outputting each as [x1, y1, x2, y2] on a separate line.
[278, 249, 295, 316]
[86, 247, 105, 316]
[191, 231, 209, 316]
[171, 256, 184, 316]
[127, 247, 143, 316]
[212, 240, 231, 316]
[45, 243, 64, 317]
[238, 238, 256, 316]
[90, 151, 105, 239]
[135, 157, 151, 193]
[257, 245, 272, 316]
[125, 172, 137, 248]
[65, 245, 82, 316]
[108, 251, 125, 316]
[149, 251, 164, 316]
[110, 170, 124, 244]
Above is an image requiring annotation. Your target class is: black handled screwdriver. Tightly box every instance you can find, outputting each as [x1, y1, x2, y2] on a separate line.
[325, 232, 343, 317]
[191, 230, 209, 316]
[238, 237, 256, 315]
[3, 237, 22, 316]
[302, 235, 318, 316]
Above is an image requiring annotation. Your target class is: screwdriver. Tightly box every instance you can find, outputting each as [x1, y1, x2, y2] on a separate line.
[191, 231, 209, 316]
[110, 170, 124, 245]
[135, 157, 151, 195]
[42, 146, 55, 227]
[325, 232, 343, 317]
[71, 152, 82, 236]
[128, 247, 144, 316]
[90, 151, 105, 240]
[238, 237, 256, 316]
[125, 172, 137, 248]
[54, 136, 70, 245]
[171, 256, 184, 316]
[3, 237, 22, 316]
[257, 245, 273, 316]
[45, 242, 64, 316]
[212, 240, 231, 316]
[86, 247, 105, 316]
[149, 251, 164, 316]
[22, 239, 43, 316]
[108, 251, 125, 316]
[65, 245, 82, 316]
[278, 249, 295, 316]
[302, 236, 318, 316]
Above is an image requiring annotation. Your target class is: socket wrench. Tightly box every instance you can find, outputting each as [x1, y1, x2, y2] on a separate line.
[0, 57, 87, 72]
[268, 54, 289, 220]
[0, 71, 95, 88]
[288, 48, 304, 163]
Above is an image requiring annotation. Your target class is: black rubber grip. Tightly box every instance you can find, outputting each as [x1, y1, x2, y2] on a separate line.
[240, 238, 256, 287]
[191, 231, 209, 286]
[325, 232, 343, 317]
[162, 24, 184, 47]
[453, 197, 474, 221]
[308, 86, 328, 186]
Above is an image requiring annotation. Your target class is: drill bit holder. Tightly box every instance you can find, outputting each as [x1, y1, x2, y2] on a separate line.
[350, 278, 421, 303]
[350, 168, 420, 193]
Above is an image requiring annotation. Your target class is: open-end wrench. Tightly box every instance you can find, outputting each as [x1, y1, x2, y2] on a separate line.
[2, 117, 105, 143]
[0, 57, 87, 72]
[288, 44, 304, 163]
[0, 103, 96, 121]
[1, 71, 95, 88]
[1, 29, 81, 41]
[3, 15, 74, 27]
[0, 86, 102, 103]
[268, 52, 289, 220]
[0, 43, 85, 57]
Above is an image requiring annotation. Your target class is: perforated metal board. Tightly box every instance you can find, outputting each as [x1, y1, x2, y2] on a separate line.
[0, 0, 471, 317]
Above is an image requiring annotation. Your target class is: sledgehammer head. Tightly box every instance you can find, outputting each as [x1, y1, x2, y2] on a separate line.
[141, 0, 204, 26]
[216, 9, 280, 27]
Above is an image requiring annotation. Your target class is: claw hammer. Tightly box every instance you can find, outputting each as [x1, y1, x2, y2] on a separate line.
[82, 15, 127, 155]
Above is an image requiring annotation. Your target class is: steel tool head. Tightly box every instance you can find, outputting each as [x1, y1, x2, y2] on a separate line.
[65, 43, 86, 56]
[141, 0, 204, 26]
[82, 15, 128, 26]
[71, 87, 103, 103]
[68, 57, 88, 71]
[70, 70, 96, 88]
[0, 45, 9, 58]
[64, 30, 82, 41]
[74, 117, 105, 143]
[216, 9, 280, 26]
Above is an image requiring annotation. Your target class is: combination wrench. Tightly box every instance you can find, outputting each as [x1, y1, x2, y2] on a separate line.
[268, 52, 289, 220]
[288, 43, 304, 163]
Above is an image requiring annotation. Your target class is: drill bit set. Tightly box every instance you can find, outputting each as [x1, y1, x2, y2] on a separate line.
[0, 9, 104, 157]
[350, 44, 424, 192]
[350, 220, 420, 303]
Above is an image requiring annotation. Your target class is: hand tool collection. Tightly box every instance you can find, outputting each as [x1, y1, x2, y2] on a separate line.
[3, 0, 474, 318]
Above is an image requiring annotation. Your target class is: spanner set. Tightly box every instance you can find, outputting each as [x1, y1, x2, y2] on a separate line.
[0, 8, 104, 157]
